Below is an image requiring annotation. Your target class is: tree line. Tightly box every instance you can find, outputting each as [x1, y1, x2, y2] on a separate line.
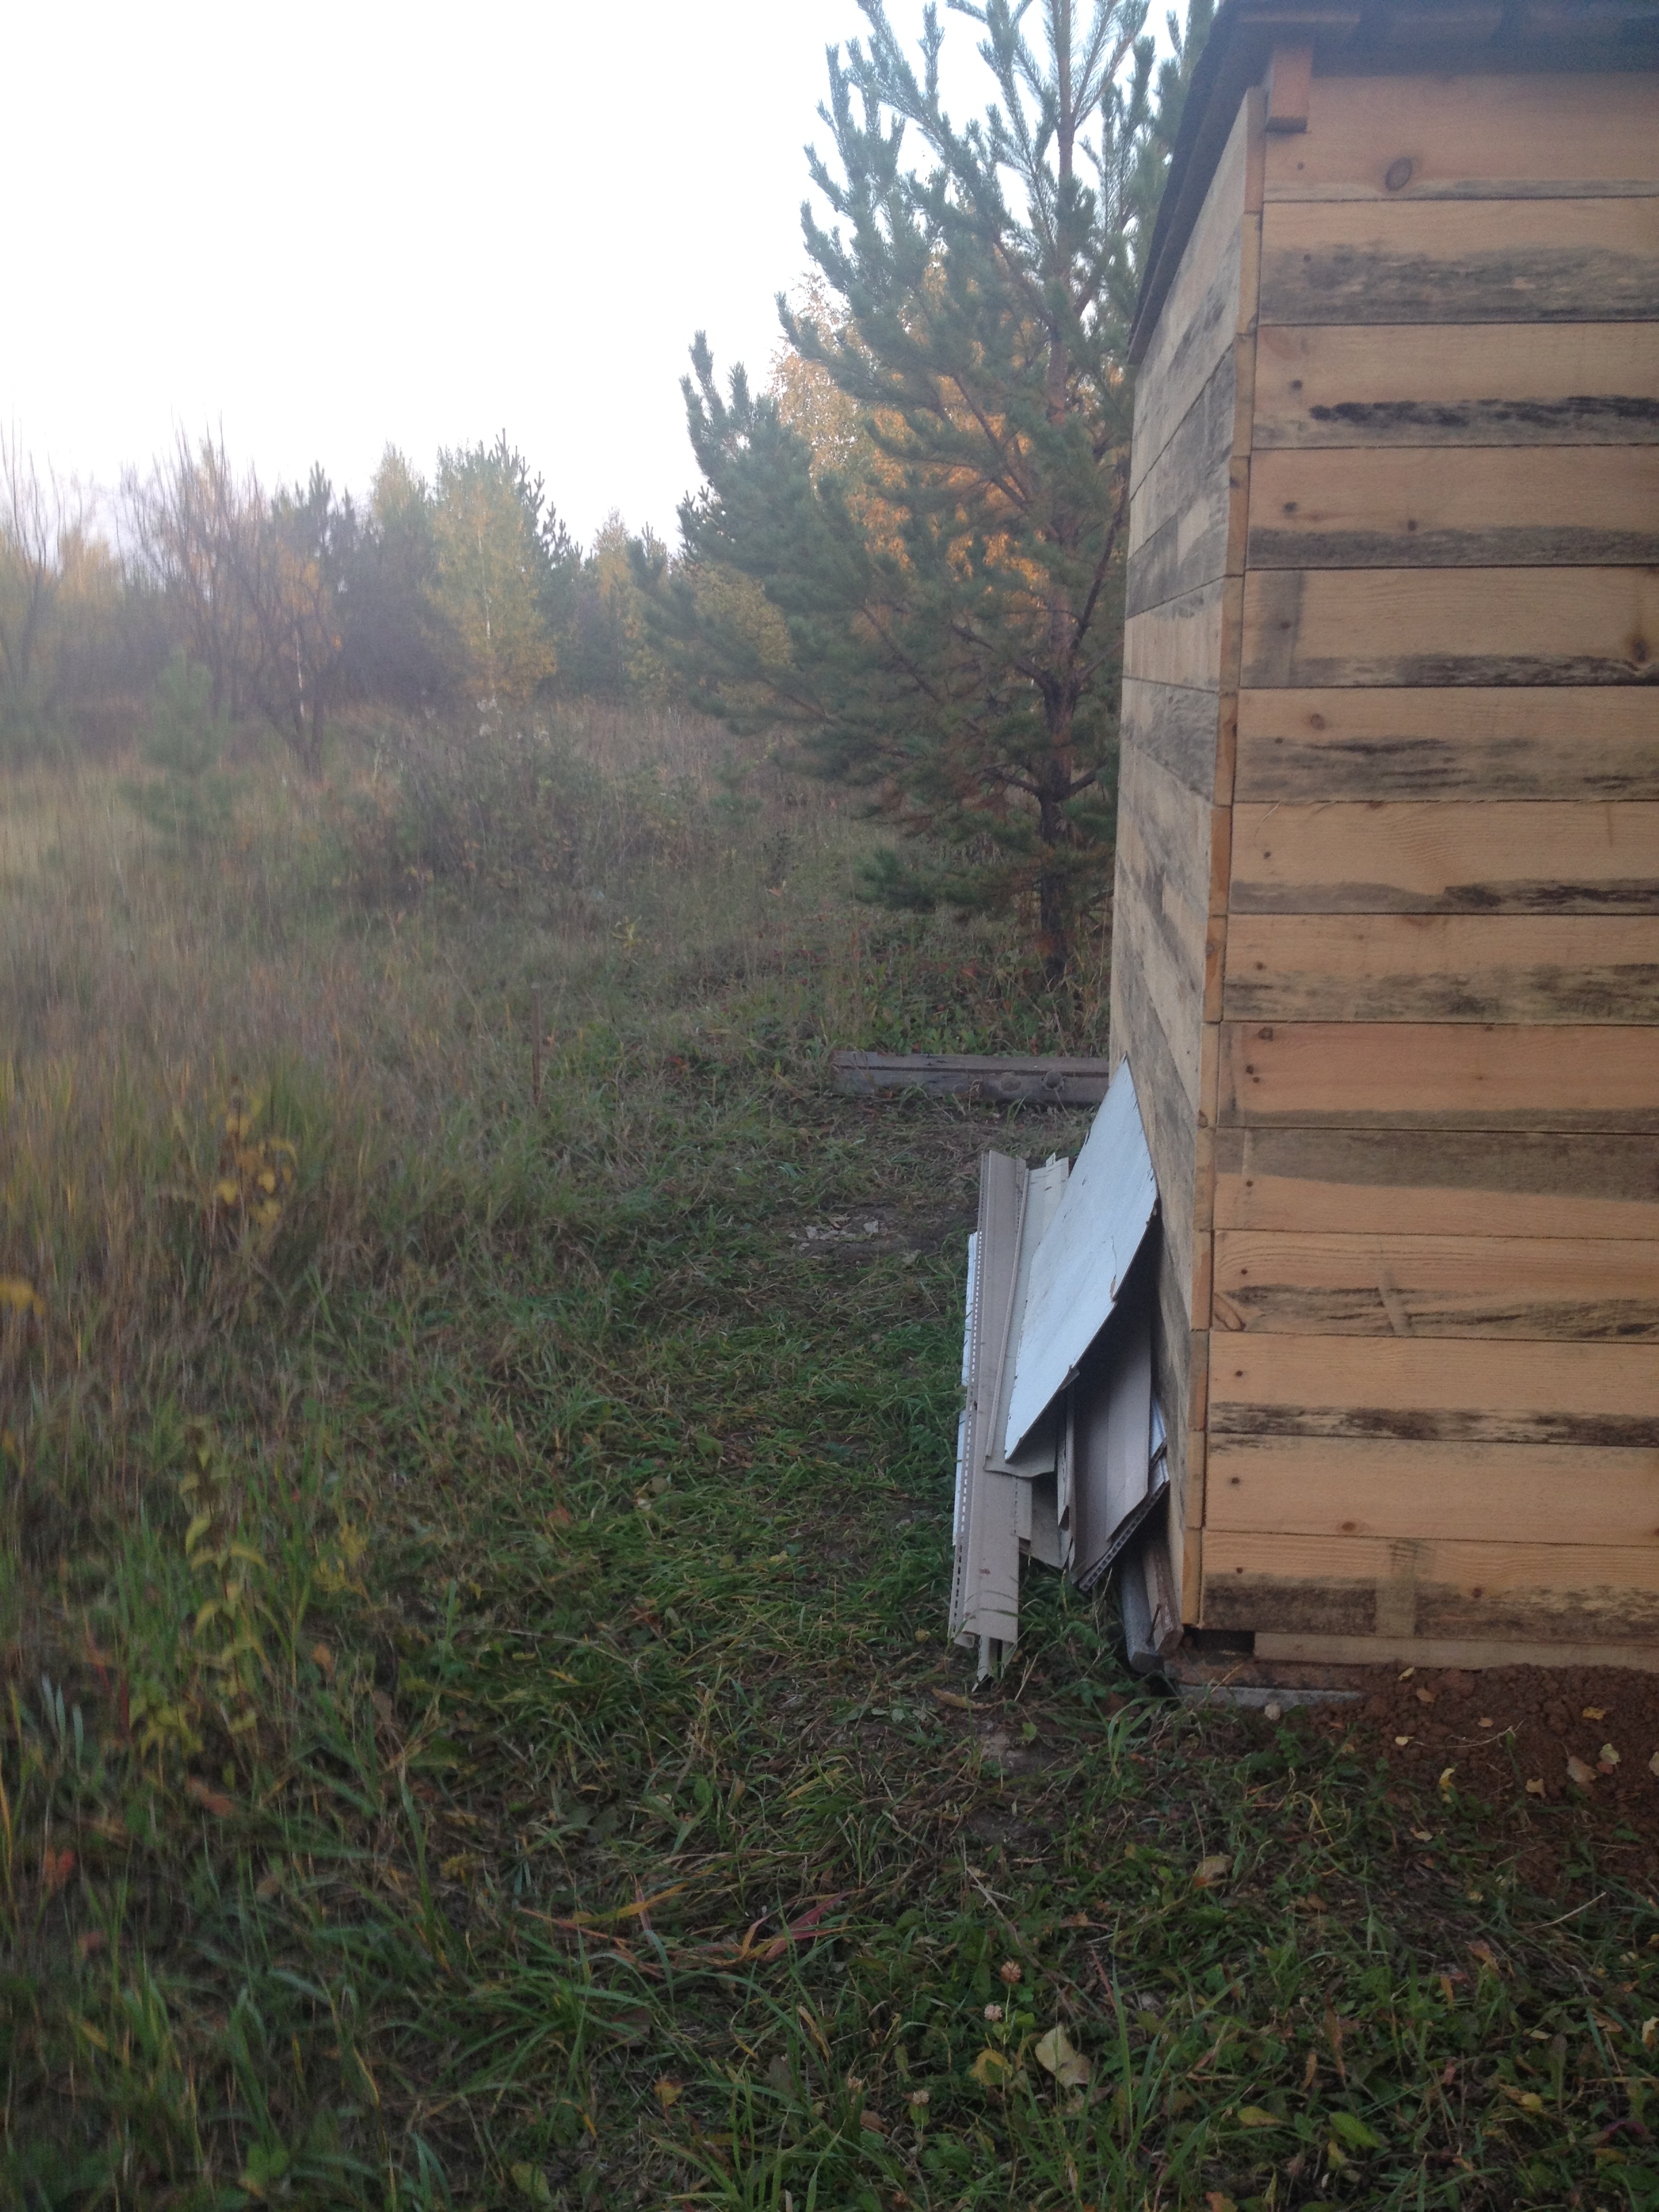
[0, 429, 670, 775]
[4, 0, 1210, 978]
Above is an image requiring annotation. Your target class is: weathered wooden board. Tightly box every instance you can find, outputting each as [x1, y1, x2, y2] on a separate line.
[1004, 1063, 1158, 1458]
[1223, 912, 1659, 1024]
[1240, 567, 1659, 689]
[1212, 1229, 1659, 1338]
[1246, 447, 1659, 569]
[1115, 743, 1214, 1025]
[1265, 72, 1659, 202]
[1126, 577, 1240, 691]
[830, 1051, 1112, 1104]
[1253, 1630, 1659, 1673]
[1128, 350, 1245, 615]
[1208, 1333, 1659, 1445]
[1259, 199, 1659, 325]
[1202, 1532, 1659, 1641]
[1234, 687, 1659, 802]
[1207, 1433, 1659, 1542]
[1120, 679, 1226, 802]
[1229, 802, 1659, 916]
[1220, 1021, 1659, 1131]
[1213, 1125, 1659, 1240]
[1252, 323, 1659, 449]
[1132, 98, 1256, 491]
[1109, 941, 1199, 1329]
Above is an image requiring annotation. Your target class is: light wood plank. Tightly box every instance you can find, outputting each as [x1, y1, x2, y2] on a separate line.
[1132, 99, 1255, 491]
[1120, 679, 1225, 802]
[1107, 954, 1197, 1329]
[1220, 1020, 1659, 1132]
[1208, 1333, 1659, 1446]
[1241, 567, 1659, 689]
[1212, 1228, 1659, 1338]
[1203, 1532, 1659, 1641]
[1247, 447, 1659, 569]
[1126, 578, 1240, 691]
[1230, 802, 1659, 916]
[1223, 912, 1659, 1024]
[1259, 199, 1659, 325]
[1252, 323, 1659, 449]
[1207, 1434, 1659, 1542]
[1213, 1125, 1659, 1240]
[1265, 73, 1659, 201]
[1128, 349, 1245, 615]
[1253, 1630, 1659, 1672]
[1235, 687, 1659, 802]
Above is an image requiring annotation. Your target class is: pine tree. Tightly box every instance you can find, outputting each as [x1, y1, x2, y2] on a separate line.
[661, 0, 1210, 978]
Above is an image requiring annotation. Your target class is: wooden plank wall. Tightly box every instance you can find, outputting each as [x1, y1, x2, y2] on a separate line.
[1197, 66, 1659, 1657]
[1113, 89, 1266, 1620]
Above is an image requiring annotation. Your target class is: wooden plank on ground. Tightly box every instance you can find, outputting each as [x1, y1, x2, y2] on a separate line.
[1207, 1334, 1659, 1446]
[1208, 1434, 1659, 1544]
[1253, 1630, 1659, 1673]
[1230, 802, 1659, 916]
[1220, 1020, 1659, 1132]
[1202, 1531, 1659, 1642]
[1234, 687, 1659, 802]
[1251, 323, 1659, 449]
[1246, 447, 1659, 569]
[1213, 1126, 1659, 1240]
[830, 1052, 1111, 1104]
[1258, 199, 1659, 325]
[1132, 97, 1256, 491]
[1265, 72, 1659, 202]
[950, 1152, 1025, 1649]
[1240, 567, 1659, 689]
[1223, 912, 1659, 1024]
[1211, 1229, 1659, 1338]
[1120, 679, 1226, 802]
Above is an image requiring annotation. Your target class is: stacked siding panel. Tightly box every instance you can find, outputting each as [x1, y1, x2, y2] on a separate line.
[1112, 12, 1659, 1667]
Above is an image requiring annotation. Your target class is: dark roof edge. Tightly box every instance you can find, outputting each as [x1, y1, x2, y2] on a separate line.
[1127, 0, 1659, 365]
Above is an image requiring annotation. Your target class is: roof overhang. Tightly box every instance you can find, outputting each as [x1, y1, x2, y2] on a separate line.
[1128, 0, 1659, 364]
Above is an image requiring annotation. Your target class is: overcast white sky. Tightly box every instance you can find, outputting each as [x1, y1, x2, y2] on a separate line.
[5, 0, 1012, 548]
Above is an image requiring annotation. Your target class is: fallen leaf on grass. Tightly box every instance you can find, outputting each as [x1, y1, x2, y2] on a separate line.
[969, 2047, 1015, 2087]
[509, 2165, 554, 2206]
[1650, 1751, 1659, 1778]
[1329, 2110, 1383, 2152]
[310, 1641, 334, 1677]
[1033, 2025, 1090, 2089]
[1582, 1706, 1606, 1721]
[653, 2076, 682, 2109]
[1206, 2197, 1239, 2212]
[1237, 2105, 1280, 2129]
[42, 1848, 75, 1893]
[1567, 1755, 1597, 1788]
[1469, 1942, 1501, 1975]
[76, 1929, 106, 1960]
[859, 2110, 886, 2134]
[185, 1778, 235, 1817]
[1599, 1742, 1620, 1769]
[1193, 1854, 1231, 1888]
[932, 1689, 973, 1711]
[1394, 1735, 1412, 1748]
[1642, 2019, 1656, 2051]
[1525, 1778, 1547, 1797]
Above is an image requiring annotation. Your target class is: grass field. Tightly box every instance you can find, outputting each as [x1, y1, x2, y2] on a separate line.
[2, 710, 1656, 2212]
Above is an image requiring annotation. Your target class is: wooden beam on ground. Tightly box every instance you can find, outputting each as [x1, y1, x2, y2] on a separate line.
[831, 1051, 1113, 1105]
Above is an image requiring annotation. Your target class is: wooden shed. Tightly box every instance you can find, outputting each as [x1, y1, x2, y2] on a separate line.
[1113, 0, 1659, 1671]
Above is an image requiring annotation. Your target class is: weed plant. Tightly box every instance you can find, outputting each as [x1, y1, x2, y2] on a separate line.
[0, 716, 1654, 2211]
